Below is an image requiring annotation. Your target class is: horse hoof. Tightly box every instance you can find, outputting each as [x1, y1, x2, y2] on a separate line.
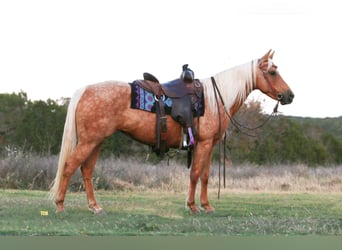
[55, 207, 65, 213]
[205, 208, 215, 214]
[89, 206, 106, 215]
[200, 204, 216, 214]
[94, 209, 106, 216]
[186, 205, 201, 214]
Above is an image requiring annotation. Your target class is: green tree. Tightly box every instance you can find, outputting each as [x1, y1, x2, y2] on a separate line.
[15, 99, 67, 154]
[322, 133, 342, 164]
[0, 91, 27, 151]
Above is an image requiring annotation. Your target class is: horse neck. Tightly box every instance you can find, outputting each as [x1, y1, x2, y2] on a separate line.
[203, 60, 257, 116]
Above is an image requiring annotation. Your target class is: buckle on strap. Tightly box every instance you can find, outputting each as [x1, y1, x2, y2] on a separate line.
[154, 94, 165, 102]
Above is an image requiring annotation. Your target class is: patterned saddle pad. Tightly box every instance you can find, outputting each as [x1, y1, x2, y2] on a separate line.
[129, 81, 205, 116]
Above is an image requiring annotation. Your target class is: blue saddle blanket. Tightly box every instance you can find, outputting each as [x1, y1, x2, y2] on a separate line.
[129, 82, 205, 116]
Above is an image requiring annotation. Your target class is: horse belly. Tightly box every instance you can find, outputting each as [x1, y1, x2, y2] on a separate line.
[120, 111, 183, 148]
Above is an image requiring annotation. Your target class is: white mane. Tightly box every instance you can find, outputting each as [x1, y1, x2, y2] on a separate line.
[201, 59, 258, 114]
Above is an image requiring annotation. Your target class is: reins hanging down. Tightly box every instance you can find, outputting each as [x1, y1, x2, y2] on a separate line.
[211, 77, 279, 199]
[211, 77, 223, 199]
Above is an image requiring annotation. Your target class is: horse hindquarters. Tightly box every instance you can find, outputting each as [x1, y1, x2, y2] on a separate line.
[50, 85, 108, 213]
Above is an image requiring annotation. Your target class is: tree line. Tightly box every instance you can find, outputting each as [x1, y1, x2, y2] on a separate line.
[1, 91, 341, 166]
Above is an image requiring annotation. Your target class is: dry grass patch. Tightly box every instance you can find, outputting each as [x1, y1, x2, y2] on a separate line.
[1, 152, 342, 193]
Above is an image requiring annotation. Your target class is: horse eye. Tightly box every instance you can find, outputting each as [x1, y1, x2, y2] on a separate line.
[269, 71, 276, 76]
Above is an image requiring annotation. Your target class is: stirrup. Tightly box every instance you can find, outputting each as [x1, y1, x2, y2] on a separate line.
[182, 127, 195, 148]
[182, 133, 188, 148]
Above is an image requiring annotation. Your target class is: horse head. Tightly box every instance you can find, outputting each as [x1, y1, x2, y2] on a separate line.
[255, 50, 294, 105]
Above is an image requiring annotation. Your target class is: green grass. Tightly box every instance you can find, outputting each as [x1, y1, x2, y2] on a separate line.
[1, 189, 342, 236]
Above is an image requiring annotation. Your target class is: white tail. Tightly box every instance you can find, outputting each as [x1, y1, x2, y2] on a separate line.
[49, 87, 86, 201]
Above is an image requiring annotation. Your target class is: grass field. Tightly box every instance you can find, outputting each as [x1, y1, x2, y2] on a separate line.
[1, 189, 342, 236]
[2, 156, 342, 236]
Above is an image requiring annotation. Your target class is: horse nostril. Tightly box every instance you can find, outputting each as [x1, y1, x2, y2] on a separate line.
[287, 92, 294, 103]
[290, 93, 295, 100]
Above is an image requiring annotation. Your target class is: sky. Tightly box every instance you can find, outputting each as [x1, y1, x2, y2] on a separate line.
[0, 0, 341, 118]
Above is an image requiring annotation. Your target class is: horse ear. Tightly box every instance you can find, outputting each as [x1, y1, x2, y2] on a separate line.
[270, 50, 275, 59]
[261, 49, 272, 60]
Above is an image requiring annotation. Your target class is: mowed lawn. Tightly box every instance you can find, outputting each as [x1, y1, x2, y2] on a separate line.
[1, 189, 342, 236]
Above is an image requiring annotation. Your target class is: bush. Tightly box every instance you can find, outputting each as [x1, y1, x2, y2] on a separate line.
[0, 149, 57, 189]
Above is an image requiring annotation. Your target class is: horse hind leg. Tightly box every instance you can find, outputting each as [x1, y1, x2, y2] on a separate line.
[55, 142, 99, 213]
[80, 143, 106, 215]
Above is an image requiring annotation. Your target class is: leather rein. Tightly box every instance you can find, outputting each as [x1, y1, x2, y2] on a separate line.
[210, 62, 280, 198]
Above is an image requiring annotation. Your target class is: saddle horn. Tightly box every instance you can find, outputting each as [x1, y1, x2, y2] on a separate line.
[181, 64, 195, 83]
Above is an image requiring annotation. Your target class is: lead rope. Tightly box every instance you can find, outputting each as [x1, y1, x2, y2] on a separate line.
[211, 77, 222, 199]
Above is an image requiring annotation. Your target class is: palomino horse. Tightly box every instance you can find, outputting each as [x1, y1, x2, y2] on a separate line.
[50, 50, 294, 214]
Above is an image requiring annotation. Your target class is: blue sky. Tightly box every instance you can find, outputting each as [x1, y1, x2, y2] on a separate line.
[0, 0, 341, 118]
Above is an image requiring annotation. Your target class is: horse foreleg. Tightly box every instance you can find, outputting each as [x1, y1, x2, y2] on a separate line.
[187, 140, 214, 213]
[199, 154, 215, 213]
[81, 144, 105, 215]
[187, 161, 201, 214]
[55, 143, 98, 213]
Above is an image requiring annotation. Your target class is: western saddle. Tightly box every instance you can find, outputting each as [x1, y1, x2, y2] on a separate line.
[135, 65, 203, 166]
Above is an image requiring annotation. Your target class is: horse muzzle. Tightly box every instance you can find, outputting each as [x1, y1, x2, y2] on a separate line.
[278, 90, 294, 105]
